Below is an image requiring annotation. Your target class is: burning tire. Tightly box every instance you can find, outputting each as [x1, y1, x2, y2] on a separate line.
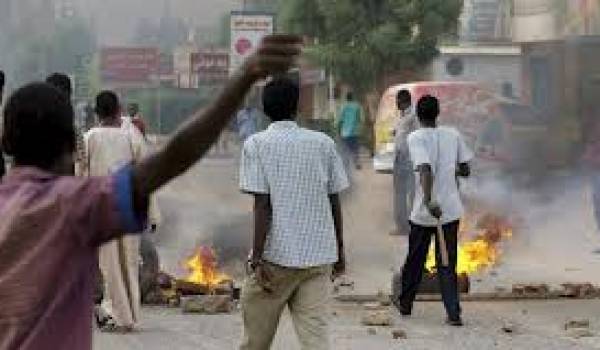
[391, 271, 470, 298]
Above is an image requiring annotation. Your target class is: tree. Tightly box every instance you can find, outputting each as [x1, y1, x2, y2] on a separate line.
[280, 0, 463, 111]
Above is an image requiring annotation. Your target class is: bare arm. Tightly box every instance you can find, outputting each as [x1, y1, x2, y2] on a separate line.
[417, 164, 441, 218]
[252, 194, 271, 263]
[418, 164, 434, 204]
[330, 194, 345, 277]
[130, 35, 300, 210]
[330, 194, 344, 257]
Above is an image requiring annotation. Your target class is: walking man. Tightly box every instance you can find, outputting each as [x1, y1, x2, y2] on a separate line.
[392, 89, 418, 236]
[236, 105, 259, 143]
[127, 103, 148, 140]
[84, 91, 148, 332]
[239, 77, 349, 350]
[337, 92, 362, 170]
[393, 95, 473, 326]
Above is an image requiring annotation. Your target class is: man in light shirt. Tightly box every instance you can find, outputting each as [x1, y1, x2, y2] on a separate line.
[392, 89, 418, 235]
[239, 77, 349, 350]
[393, 95, 473, 326]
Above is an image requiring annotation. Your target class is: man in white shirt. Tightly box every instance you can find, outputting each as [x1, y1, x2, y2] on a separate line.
[84, 91, 147, 333]
[392, 89, 418, 235]
[239, 77, 349, 350]
[393, 95, 473, 326]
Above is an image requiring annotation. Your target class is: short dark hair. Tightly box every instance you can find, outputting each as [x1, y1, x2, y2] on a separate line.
[95, 90, 120, 119]
[2, 83, 75, 169]
[346, 92, 354, 101]
[397, 89, 411, 104]
[262, 77, 299, 121]
[416, 95, 440, 123]
[46, 73, 72, 98]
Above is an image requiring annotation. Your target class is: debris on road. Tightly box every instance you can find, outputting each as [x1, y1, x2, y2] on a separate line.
[501, 321, 517, 334]
[363, 302, 385, 311]
[564, 319, 590, 330]
[512, 284, 550, 298]
[336, 277, 355, 288]
[564, 319, 594, 338]
[361, 310, 393, 327]
[560, 283, 599, 299]
[391, 329, 407, 339]
[566, 328, 594, 339]
[181, 295, 234, 314]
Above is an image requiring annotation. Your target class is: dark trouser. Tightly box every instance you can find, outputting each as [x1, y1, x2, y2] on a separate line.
[393, 153, 414, 234]
[342, 136, 360, 167]
[592, 173, 600, 231]
[398, 221, 461, 319]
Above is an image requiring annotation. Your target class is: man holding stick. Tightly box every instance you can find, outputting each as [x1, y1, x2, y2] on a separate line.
[393, 95, 473, 326]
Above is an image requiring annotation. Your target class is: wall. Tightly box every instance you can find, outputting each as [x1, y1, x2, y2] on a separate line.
[431, 49, 522, 98]
[513, 0, 600, 42]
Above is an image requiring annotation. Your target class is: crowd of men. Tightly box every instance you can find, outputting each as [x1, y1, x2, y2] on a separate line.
[0, 32, 599, 350]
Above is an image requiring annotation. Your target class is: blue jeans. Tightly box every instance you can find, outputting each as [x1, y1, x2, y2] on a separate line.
[592, 173, 600, 231]
[342, 136, 360, 168]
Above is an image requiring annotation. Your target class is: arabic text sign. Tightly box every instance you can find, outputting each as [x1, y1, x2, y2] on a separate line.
[101, 47, 160, 83]
[230, 12, 274, 74]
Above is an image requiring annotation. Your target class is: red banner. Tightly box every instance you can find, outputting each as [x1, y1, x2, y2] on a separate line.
[100, 47, 160, 83]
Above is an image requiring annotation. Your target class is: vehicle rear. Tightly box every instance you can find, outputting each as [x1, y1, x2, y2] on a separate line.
[373, 82, 514, 174]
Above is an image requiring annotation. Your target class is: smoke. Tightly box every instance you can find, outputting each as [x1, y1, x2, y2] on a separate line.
[72, 0, 239, 45]
[459, 166, 600, 290]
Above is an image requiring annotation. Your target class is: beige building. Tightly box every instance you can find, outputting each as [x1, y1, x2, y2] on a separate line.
[513, 0, 600, 42]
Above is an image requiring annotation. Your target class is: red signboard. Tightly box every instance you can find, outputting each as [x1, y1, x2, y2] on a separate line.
[100, 47, 160, 83]
[191, 50, 230, 83]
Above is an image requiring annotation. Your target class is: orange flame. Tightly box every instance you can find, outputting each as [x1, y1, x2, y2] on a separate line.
[426, 214, 513, 275]
[184, 246, 229, 286]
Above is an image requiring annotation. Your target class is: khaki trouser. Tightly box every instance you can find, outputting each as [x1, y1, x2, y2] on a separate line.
[99, 235, 141, 327]
[240, 263, 331, 350]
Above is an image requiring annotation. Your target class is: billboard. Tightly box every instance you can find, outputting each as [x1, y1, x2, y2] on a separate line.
[230, 11, 274, 75]
[191, 50, 230, 83]
[100, 47, 160, 84]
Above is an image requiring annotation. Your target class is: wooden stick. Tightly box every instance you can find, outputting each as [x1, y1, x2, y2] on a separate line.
[436, 221, 450, 267]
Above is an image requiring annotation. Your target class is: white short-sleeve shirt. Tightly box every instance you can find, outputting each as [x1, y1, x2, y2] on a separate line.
[408, 126, 474, 226]
[239, 121, 349, 268]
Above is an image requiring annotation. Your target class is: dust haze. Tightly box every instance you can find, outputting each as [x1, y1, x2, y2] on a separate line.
[72, 0, 239, 45]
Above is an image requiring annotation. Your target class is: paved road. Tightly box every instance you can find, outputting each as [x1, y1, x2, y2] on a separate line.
[94, 155, 600, 349]
[95, 300, 600, 349]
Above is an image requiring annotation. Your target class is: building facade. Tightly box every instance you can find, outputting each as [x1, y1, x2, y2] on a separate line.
[512, 0, 600, 151]
[461, 0, 513, 42]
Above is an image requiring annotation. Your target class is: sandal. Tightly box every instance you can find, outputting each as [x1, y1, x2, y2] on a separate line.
[94, 307, 111, 329]
[99, 319, 134, 334]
